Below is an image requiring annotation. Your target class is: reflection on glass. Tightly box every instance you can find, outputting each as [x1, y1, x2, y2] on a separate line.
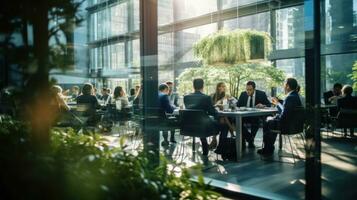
[323, 53, 357, 91]
[276, 6, 304, 49]
[325, 0, 357, 44]
[89, 2, 128, 41]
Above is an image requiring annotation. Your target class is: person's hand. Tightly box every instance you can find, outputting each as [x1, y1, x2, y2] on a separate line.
[271, 97, 279, 105]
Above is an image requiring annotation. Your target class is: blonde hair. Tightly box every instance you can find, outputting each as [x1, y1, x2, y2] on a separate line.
[51, 85, 63, 94]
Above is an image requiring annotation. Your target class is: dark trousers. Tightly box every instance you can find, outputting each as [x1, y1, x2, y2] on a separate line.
[242, 117, 260, 143]
[200, 120, 229, 154]
[262, 118, 280, 151]
[162, 130, 175, 141]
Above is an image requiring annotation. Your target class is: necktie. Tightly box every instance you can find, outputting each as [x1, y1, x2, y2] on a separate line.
[249, 96, 253, 107]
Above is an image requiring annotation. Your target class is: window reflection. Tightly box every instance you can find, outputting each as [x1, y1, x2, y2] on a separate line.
[276, 6, 304, 49]
[325, 0, 357, 44]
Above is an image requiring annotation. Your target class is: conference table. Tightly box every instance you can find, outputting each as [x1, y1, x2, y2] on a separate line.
[217, 108, 278, 161]
[173, 107, 278, 161]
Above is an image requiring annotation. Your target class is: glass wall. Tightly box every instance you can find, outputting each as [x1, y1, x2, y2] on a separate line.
[223, 12, 270, 32]
[50, 0, 357, 198]
[276, 6, 304, 50]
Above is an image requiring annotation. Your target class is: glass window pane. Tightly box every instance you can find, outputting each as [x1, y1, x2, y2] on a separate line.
[277, 58, 305, 96]
[276, 6, 304, 50]
[325, 0, 357, 44]
[222, 0, 266, 9]
[132, 39, 140, 67]
[174, 0, 217, 21]
[223, 12, 270, 32]
[158, 33, 174, 65]
[158, 0, 173, 25]
[322, 53, 357, 91]
[110, 3, 128, 36]
[175, 23, 217, 63]
[133, 0, 140, 31]
[110, 43, 125, 69]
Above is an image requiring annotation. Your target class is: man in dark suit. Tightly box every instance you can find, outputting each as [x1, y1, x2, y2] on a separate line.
[337, 85, 357, 136]
[257, 78, 302, 156]
[323, 83, 342, 117]
[158, 83, 176, 146]
[184, 78, 229, 156]
[166, 81, 179, 107]
[237, 81, 271, 148]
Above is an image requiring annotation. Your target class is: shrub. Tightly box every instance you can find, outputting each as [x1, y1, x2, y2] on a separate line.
[0, 116, 220, 199]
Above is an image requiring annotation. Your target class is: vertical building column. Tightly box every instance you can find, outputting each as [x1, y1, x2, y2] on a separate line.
[304, 0, 321, 199]
[270, 8, 277, 97]
[140, 0, 159, 166]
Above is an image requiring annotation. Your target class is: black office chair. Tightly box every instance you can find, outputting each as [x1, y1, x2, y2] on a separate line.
[272, 107, 306, 164]
[70, 103, 102, 133]
[179, 109, 218, 154]
[334, 109, 357, 137]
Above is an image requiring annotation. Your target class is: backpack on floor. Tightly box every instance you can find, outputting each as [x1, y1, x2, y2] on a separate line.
[220, 137, 237, 161]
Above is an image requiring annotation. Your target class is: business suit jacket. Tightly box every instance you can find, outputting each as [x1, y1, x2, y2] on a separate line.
[337, 95, 357, 110]
[159, 92, 175, 114]
[276, 91, 302, 129]
[323, 91, 334, 104]
[237, 89, 271, 107]
[184, 91, 217, 118]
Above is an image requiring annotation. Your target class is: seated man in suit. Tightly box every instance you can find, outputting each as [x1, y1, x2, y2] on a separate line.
[184, 78, 229, 156]
[237, 81, 271, 148]
[323, 83, 342, 117]
[166, 81, 179, 107]
[337, 85, 357, 137]
[158, 83, 176, 146]
[258, 78, 302, 156]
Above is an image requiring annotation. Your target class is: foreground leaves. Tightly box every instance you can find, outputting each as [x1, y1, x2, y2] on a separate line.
[0, 116, 220, 200]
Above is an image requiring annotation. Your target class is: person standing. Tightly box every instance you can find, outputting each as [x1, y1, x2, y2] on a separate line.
[237, 81, 271, 148]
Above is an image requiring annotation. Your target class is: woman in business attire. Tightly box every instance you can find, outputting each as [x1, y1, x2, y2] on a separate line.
[112, 86, 129, 109]
[51, 85, 70, 112]
[209, 82, 236, 149]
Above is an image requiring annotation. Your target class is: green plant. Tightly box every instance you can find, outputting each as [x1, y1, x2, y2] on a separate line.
[178, 29, 283, 97]
[177, 62, 285, 97]
[0, 116, 221, 200]
[349, 61, 357, 91]
[193, 29, 272, 65]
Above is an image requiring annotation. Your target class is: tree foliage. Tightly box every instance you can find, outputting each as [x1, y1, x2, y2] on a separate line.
[0, 116, 221, 199]
[177, 62, 285, 97]
[193, 29, 272, 65]
[179, 29, 284, 96]
[349, 61, 357, 91]
[0, 0, 85, 72]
